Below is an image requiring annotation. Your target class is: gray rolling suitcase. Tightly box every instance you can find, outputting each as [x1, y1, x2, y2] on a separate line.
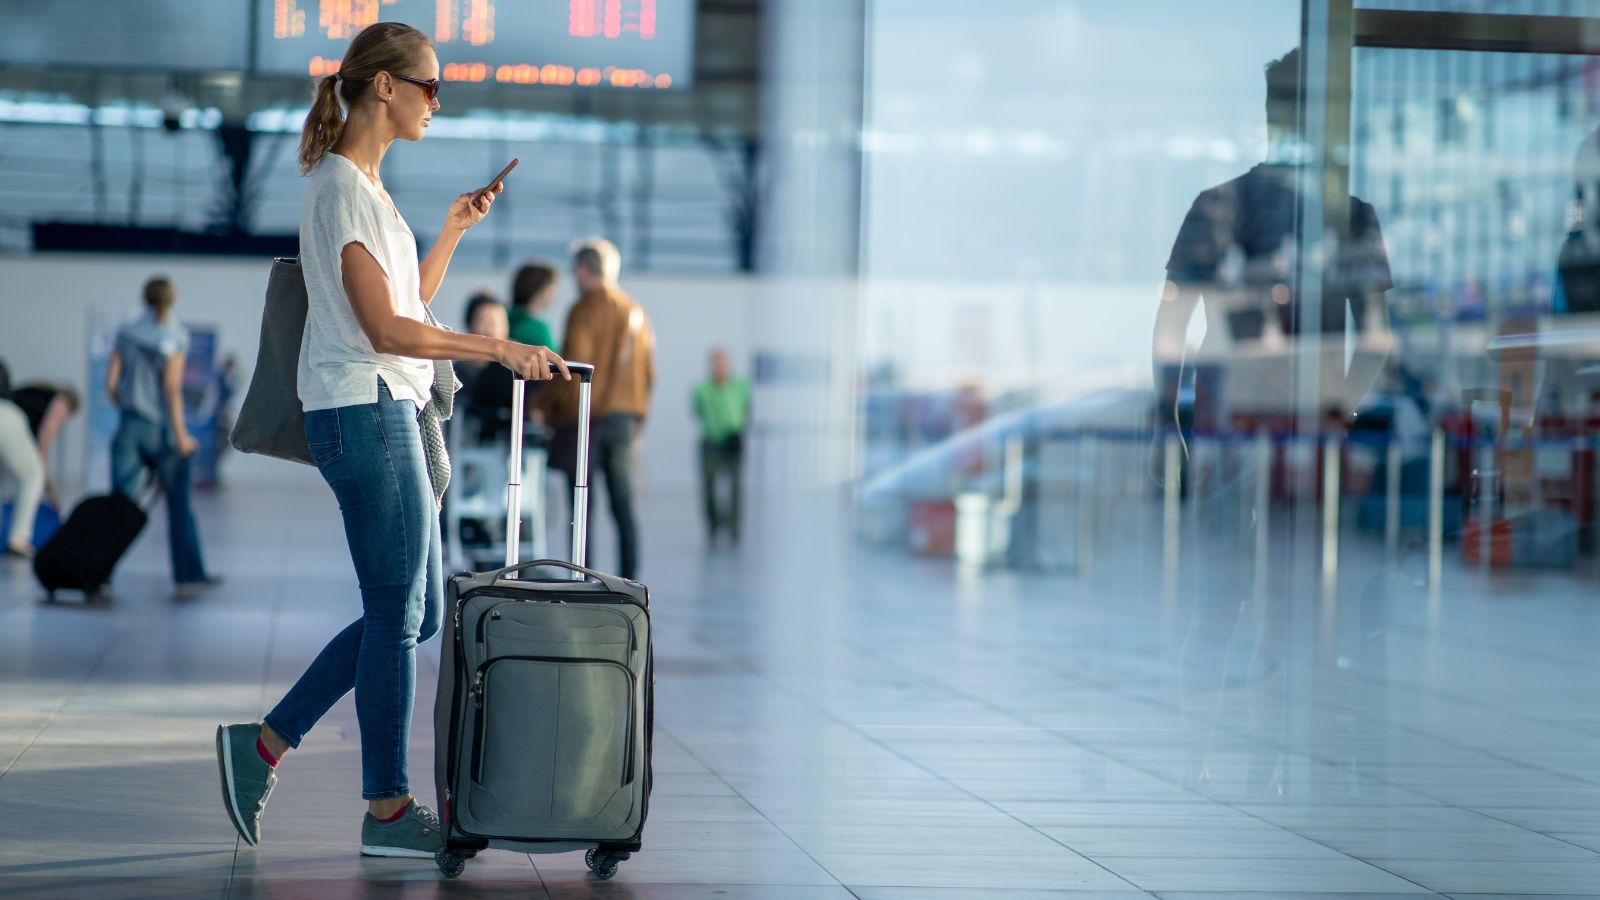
[434, 361, 653, 881]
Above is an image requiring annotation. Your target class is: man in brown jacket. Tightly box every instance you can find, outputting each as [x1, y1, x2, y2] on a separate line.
[539, 238, 655, 578]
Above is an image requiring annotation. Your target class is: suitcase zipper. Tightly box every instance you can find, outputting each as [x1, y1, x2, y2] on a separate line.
[477, 598, 640, 659]
[469, 670, 487, 782]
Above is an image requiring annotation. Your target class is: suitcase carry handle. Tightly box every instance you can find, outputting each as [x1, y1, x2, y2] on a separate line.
[507, 361, 594, 578]
[491, 558, 634, 592]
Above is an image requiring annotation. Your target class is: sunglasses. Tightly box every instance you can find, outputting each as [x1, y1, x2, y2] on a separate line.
[393, 74, 441, 103]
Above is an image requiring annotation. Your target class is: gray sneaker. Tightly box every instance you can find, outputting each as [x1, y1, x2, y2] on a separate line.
[216, 723, 277, 846]
[360, 802, 443, 859]
[176, 575, 226, 598]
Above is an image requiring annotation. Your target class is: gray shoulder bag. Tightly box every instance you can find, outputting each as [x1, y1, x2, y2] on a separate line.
[231, 257, 313, 465]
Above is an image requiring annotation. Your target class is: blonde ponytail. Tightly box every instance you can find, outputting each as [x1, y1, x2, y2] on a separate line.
[296, 22, 432, 175]
[298, 75, 346, 174]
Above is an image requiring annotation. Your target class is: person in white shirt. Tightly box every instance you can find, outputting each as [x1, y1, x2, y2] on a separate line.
[213, 21, 569, 859]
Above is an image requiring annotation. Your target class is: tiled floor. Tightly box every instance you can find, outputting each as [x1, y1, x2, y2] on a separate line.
[3, 463, 1600, 898]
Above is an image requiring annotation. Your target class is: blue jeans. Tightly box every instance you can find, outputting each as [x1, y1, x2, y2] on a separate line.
[263, 383, 444, 801]
[110, 411, 206, 583]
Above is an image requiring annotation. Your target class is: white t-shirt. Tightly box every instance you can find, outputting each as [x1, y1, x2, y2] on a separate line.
[297, 153, 434, 412]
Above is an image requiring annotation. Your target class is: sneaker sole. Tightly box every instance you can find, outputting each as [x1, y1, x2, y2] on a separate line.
[215, 725, 259, 846]
[359, 844, 438, 859]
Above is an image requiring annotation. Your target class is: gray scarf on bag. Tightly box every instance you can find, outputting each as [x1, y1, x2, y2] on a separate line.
[420, 305, 460, 510]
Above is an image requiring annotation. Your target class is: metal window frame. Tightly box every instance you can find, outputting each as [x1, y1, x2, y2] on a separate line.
[1293, 2, 1591, 442]
[1355, 9, 1600, 55]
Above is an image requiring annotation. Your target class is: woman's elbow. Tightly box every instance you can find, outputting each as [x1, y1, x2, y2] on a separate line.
[364, 323, 401, 356]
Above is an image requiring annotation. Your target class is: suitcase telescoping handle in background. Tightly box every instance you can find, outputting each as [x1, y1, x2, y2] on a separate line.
[1461, 386, 1514, 523]
[507, 361, 595, 574]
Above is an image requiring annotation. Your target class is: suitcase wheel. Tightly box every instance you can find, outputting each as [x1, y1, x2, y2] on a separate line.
[586, 848, 626, 880]
[436, 848, 469, 879]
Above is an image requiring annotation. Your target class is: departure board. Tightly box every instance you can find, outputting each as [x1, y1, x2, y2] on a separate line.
[255, 0, 695, 89]
[0, 1, 249, 72]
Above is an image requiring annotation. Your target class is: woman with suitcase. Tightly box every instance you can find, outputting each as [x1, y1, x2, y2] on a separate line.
[214, 21, 568, 859]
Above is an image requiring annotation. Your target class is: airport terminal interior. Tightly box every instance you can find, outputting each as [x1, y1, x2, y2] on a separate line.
[8, 1, 1600, 897]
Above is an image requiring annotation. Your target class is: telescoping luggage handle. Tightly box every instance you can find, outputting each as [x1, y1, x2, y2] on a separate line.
[507, 361, 594, 576]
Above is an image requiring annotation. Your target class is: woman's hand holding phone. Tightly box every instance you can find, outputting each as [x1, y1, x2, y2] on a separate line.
[445, 158, 518, 232]
[445, 181, 501, 231]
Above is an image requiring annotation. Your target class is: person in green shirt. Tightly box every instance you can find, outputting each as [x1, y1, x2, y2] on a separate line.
[508, 260, 560, 354]
[692, 348, 751, 544]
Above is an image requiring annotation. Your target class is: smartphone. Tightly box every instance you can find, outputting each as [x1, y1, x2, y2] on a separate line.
[476, 158, 519, 198]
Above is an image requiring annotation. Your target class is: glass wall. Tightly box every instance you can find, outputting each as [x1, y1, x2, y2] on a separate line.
[752, 0, 1600, 883]
[842, 1, 1600, 629]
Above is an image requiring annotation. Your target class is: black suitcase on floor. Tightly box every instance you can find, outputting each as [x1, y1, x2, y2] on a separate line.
[34, 492, 148, 598]
[434, 362, 653, 882]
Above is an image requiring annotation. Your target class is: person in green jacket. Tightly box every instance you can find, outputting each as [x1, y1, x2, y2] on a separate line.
[508, 260, 560, 354]
[692, 347, 751, 544]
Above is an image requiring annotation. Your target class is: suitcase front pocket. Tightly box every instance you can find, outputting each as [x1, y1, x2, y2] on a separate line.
[484, 620, 633, 663]
[471, 657, 635, 824]
[478, 601, 638, 664]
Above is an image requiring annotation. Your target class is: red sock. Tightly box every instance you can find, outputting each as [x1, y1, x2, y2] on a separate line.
[377, 800, 412, 823]
[255, 737, 279, 768]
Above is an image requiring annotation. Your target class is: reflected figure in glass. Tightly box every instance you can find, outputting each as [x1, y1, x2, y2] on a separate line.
[1152, 48, 1395, 795]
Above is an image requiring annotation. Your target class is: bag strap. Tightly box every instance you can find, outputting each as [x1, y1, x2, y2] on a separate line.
[419, 303, 460, 411]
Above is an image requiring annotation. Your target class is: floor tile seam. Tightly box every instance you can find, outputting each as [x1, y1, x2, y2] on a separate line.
[914, 643, 1363, 787]
[1007, 644, 1405, 727]
[1356, 852, 1600, 861]
[1332, 664, 1600, 748]
[1381, 617, 1600, 676]
[521, 849, 553, 899]
[1066, 709, 1600, 863]
[987, 576, 1585, 682]
[651, 720, 856, 891]
[820, 846, 1349, 860]
[706, 657, 1152, 894]
[835, 638, 1461, 884]
[1000, 643, 1600, 817]
[227, 537, 294, 896]
[1118, 658, 1592, 744]
[225, 840, 240, 900]
[252, 551, 295, 718]
[0, 587, 163, 785]
[1315, 713, 1600, 843]
[1100, 852, 1449, 897]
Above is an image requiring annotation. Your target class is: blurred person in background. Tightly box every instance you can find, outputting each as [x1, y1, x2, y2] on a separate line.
[7, 382, 80, 511]
[0, 395, 44, 559]
[538, 237, 655, 578]
[505, 263, 560, 440]
[212, 354, 241, 486]
[0, 355, 26, 554]
[462, 289, 509, 345]
[692, 347, 750, 545]
[458, 291, 516, 442]
[212, 21, 567, 862]
[509, 260, 561, 354]
[107, 276, 219, 594]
